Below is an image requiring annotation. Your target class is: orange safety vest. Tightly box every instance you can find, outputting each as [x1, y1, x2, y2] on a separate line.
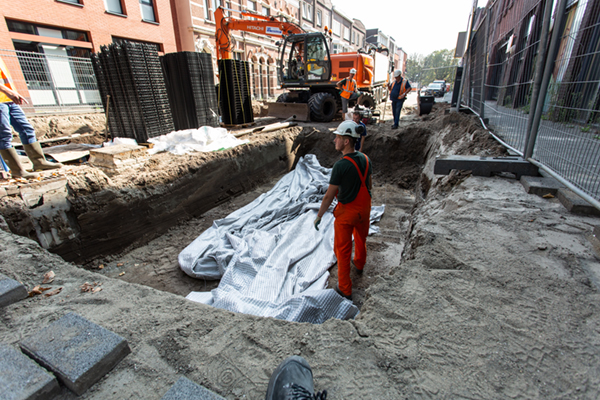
[340, 78, 357, 99]
[390, 78, 409, 100]
[0, 57, 14, 103]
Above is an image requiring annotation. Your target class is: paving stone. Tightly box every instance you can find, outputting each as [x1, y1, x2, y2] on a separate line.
[0, 273, 28, 307]
[161, 377, 226, 400]
[520, 176, 565, 197]
[0, 343, 60, 400]
[434, 155, 539, 179]
[557, 189, 600, 216]
[20, 312, 131, 395]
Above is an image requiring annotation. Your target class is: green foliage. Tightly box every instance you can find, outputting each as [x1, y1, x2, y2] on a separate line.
[581, 126, 591, 133]
[406, 49, 457, 87]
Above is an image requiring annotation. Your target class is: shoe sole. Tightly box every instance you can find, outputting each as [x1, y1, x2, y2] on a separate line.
[265, 356, 312, 400]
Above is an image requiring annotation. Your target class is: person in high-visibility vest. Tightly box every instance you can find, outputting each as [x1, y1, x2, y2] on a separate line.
[388, 69, 412, 129]
[314, 120, 372, 300]
[336, 68, 358, 118]
[0, 56, 63, 178]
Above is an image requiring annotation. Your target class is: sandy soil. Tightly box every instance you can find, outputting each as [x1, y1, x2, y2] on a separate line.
[1, 100, 600, 399]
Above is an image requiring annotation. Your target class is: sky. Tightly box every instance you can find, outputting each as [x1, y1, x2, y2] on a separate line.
[331, 0, 477, 56]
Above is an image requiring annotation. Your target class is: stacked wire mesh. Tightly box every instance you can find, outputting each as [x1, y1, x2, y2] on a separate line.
[218, 59, 254, 125]
[91, 42, 174, 143]
[161, 52, 219, 130]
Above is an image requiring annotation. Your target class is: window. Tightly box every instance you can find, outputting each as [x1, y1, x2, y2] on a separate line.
[262, 6, 270, 16]
[104, 0, 124, 14]
[316, 10, 322, 26]
[247, 0, 256, 12]
[58, 0, 82, 4]
[352, 31, 355, 44]
[302, 2, 312, 22]
[6, 20, 89, 42]
[343, 26, 350, 41]
[139, 0, 156, 22]
[204, 0, 211, 19]
[332, 19, 341, 36]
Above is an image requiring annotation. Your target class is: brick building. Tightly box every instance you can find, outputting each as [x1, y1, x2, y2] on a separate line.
[1, 0, 405, 108]
[0, 0, 177, 109]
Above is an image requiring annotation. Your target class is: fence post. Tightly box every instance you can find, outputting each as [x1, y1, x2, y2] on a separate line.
[479, 8, 491, 119]
[525, 0, 567, 159]
[455, 0, 479, 112]
[523, 0, 553, 157]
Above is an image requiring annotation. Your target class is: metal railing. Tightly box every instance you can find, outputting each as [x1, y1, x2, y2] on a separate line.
[0, 49, 103, 114]
[460, 0, 600, 207]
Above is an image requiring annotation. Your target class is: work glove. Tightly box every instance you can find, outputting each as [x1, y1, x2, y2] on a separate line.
[314, 216, 321, 231]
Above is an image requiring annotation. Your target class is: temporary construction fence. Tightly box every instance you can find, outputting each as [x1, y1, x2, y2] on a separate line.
[0, 48, 102, 114]
[460, 0, 600, 209]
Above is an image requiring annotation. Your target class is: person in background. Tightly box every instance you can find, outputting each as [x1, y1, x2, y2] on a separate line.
[388, 70, 411, 129]
[0, 56, 62, 178]
[336, 68, 358, 118]
[352, 110, 366, 152]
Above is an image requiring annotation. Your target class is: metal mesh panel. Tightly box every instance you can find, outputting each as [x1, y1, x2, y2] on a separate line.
[0, 48, 103, 114]
[460, 0, 600, 204]
[532, 0, 600, 199]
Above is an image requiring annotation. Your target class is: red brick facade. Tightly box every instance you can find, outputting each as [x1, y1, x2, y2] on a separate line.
[0, 0, 178, 53]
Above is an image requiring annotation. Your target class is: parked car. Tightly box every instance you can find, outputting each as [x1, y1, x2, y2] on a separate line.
[425, 82, 444, 97]
[433, 80, 447, 95]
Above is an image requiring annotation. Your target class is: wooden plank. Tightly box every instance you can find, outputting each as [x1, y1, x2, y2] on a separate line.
[43, 144, 99, 163]
[267, 102, 310, 121]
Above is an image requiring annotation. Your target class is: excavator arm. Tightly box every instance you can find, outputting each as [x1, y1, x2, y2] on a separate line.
[215, 7, 304, 60]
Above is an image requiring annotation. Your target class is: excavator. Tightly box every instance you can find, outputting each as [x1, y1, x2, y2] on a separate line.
[215, 7, 391, 122]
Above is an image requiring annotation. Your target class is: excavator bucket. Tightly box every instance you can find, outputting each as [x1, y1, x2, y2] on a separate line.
[267, 102, 310, 121]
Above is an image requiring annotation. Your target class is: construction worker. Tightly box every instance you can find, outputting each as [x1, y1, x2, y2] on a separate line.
[388, 70, 411, 129]
[336, 68, 358, 117]
[0, 56, 62, 178]
[314, 120, 372, 300]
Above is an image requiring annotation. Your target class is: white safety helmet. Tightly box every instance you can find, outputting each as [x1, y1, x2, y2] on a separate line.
[333, 120, 364, 138]
[350, 68, 357, 74]
[394, 69, 402, 77]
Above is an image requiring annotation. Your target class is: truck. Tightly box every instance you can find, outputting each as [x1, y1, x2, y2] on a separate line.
[215, 7, 392, 122]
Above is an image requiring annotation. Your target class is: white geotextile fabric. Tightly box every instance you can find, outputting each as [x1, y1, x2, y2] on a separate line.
[179, 154, 385, 323]
[147, 127, 249, 155]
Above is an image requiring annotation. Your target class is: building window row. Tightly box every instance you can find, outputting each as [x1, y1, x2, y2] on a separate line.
[51, 0, 160, 22]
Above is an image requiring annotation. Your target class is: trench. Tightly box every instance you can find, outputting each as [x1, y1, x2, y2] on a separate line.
[0, 121, 435, 310]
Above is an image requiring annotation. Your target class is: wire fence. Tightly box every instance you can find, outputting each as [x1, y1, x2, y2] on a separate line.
[461, 0, 600, 205]
[1, 49, 103, 114]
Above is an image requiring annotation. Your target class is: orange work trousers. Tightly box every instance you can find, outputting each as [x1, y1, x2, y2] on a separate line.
[333, 156, 371, 297]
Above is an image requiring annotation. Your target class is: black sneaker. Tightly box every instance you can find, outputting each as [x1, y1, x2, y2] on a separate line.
[265, 356, 327, 400]
[391, 125, 398, 129]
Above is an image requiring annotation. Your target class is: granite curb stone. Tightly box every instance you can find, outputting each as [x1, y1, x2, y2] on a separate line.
[0, 343, 60, 400]
[0, 273, 28, 307]
[19, 312, 131, 395]
[161, 377, 226, 400]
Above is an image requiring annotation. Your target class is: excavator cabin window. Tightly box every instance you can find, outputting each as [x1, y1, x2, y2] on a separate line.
[279, 33, 331, 84]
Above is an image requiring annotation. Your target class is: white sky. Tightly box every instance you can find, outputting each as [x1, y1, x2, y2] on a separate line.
[331, 0, 477, 56]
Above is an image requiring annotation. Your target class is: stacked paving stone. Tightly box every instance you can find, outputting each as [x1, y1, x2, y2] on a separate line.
[88, 143, 149, 176]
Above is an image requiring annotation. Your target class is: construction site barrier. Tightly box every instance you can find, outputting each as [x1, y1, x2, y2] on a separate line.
[459, 0, 600, 208]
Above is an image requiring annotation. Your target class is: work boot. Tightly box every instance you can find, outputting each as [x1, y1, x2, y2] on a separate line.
[23, 142, 63, 171]
[265, 356, 327, 400]
[352, 260, 363, 275]
[334, 283, 352, 301]
[0, 147, 38, 179]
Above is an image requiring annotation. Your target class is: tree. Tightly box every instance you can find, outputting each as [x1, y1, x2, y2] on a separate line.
[406, 49, 457, 88]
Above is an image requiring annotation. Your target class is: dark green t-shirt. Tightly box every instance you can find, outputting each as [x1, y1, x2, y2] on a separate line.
[329, 152, 372, 204]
